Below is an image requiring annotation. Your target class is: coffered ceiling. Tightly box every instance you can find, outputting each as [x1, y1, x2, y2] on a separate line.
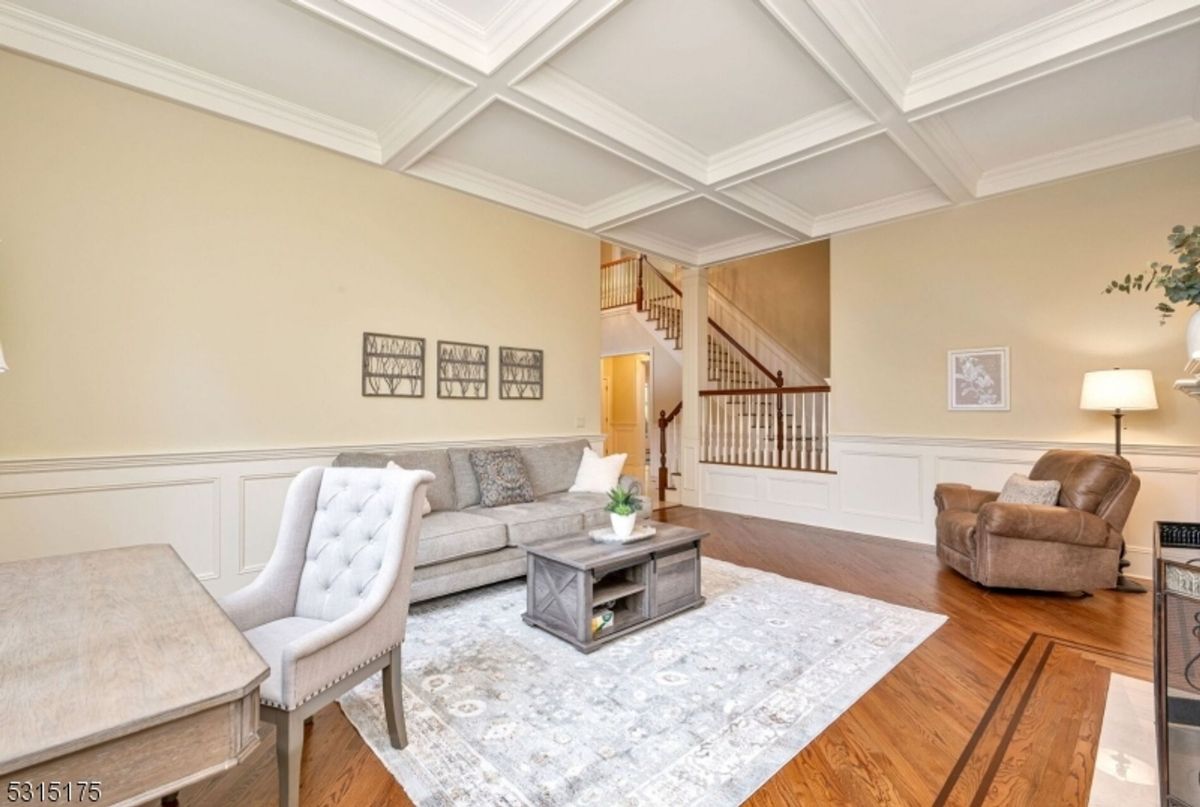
[4, 0, 1199, 265]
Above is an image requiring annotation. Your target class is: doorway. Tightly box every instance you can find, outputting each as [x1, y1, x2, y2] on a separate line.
[600, 352, 652, 493]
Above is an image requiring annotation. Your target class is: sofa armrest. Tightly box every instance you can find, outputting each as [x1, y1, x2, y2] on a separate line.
[934, 483, 999, 514]
[619, 474, 642, 497]
[977, 502, 1117, 548]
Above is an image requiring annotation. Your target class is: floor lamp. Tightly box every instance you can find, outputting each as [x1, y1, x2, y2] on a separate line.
[1080, 368, 1157, 592]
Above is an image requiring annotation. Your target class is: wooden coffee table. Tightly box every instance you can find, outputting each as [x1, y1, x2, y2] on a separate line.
[521, 521, 708, 652]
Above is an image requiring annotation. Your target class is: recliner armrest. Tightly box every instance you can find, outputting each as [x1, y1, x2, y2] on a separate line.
[934, 483, 998, 514]
[977, 502, 1116, 548]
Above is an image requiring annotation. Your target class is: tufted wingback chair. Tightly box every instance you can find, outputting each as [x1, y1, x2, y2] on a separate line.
[933, 450, 1139, 592]
[220, 465, 433, 807]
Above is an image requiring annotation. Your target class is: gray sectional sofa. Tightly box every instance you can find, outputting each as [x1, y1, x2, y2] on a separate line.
[332, 439, 640, 602]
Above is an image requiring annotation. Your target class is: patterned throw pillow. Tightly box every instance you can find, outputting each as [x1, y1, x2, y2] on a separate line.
[469, 448, 535, 507]
[997, 474, 1061, 506]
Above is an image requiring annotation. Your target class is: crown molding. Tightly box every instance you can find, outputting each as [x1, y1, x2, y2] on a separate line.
[696, 231, 794, 267]
[514, 66, 711, 182]
[904, 0, 1200, 112]
[377, 78, 475, 162]
[706, 100, 878, 184]
[0, 0, 383, 162]
[811, 186, 950, 235]
[407, 154, 590, 226]
[719, 183, 816, 236]
[911, 116, 984, 196]
[975, 115, 1200, 196]
[331, 0, 577, 74]
[803, 0, 910, 109]
[583, 180, 690, 230]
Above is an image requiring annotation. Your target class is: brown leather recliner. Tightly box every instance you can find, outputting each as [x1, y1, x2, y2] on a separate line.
[933, 450, 1140, 592]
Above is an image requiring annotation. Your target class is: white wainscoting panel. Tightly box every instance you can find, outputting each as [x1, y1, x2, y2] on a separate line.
[0, 434, 604, 597]
[697, 434, 1200, 580]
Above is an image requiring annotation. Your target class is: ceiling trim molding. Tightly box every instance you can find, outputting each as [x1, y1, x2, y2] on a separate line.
[328, 0, 577, 73]
[802, 0, 910, 108]
[378, 79, 474, 162]
[514, 65, 711, 181]
[974, 115, 1200, 196]
[407, 154, 588, 226]
[695, 231, 795, 267]
[811, 186, 951, 235]
[583, 181, 691, 230]
[911, 116, 984, 196]
[904, 0, 1200, 112]
[0, 0, 383, 162]
[720, 184, 816, 236]
[707, 100, 878, 183]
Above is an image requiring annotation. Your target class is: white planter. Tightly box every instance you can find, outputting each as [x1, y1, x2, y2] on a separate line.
[1188, 310, 1200, 361]
[610, 512, 637, 538]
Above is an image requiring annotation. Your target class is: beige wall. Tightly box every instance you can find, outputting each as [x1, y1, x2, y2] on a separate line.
[831, 149, 1200, 446]
[0, 51, 600, 460]
[708, 242, 831, 377]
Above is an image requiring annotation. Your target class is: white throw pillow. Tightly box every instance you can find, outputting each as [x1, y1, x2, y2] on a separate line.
[386, 461, 433, 515]
[569, 447, 627, 494]
[996, 473, 1061, 506]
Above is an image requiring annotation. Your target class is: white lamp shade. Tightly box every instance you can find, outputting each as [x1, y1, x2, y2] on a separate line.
[1080, 369, 1158, 411]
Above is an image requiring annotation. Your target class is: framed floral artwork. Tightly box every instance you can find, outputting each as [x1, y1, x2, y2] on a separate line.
[948, 347, 1009, 411]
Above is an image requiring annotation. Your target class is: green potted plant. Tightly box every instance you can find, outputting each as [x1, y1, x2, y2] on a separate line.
[1104, 225, 1200, 357]
[604, 486, 642, 539]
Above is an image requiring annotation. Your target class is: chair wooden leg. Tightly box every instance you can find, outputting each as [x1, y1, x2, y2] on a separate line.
[276, 710, 304, 807]
[383, 647, 407, 749]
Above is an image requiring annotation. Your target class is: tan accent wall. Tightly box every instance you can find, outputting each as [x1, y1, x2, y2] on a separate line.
[0, 51, 600, 459]
[707, 242, 831, 377]
[830, 149, 1200, 446]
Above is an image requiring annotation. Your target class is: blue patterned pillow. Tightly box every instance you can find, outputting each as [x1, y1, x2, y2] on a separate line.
[469, 448, 535, 507]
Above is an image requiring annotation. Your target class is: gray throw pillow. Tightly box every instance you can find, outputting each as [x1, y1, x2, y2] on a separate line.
[469, 448, 535, 507]
[997, 474, 1061, 506]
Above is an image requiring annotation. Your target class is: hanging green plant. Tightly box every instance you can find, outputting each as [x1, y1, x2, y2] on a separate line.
[1104, 225, 1200, 323]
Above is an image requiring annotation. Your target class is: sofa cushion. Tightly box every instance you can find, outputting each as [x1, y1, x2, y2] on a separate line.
[520, 440, 589, 498]
[333, 449, 456, 512]
[469, 500, 584, 546]
[470, 448, 535, 507]
[538, 491, 610, 530]
[416, 510, 508, 568]
[448, 448, 481, 509]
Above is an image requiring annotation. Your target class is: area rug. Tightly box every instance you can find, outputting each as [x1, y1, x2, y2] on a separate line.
[339, 558, 946, 806]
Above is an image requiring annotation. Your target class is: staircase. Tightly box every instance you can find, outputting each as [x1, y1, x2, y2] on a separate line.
[601, 254, 832, 501]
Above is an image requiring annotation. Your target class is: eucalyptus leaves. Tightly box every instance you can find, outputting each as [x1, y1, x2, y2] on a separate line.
[1105, 225, 1200, 322]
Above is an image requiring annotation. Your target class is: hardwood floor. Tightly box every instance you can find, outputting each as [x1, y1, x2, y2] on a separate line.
[184, 506, 1152, 806]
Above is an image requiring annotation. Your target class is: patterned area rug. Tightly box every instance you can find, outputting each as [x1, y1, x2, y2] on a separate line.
[340, 558, 945, 806]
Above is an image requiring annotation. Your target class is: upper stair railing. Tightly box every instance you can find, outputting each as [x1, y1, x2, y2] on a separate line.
[601, 255, 829, 500]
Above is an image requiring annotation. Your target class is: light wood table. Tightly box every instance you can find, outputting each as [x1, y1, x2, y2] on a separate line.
[522, 521, 708, 652]
[0, 545, 269, 807]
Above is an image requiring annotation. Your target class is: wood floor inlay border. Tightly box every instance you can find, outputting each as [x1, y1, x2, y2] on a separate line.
[935, 633, 1152, 807]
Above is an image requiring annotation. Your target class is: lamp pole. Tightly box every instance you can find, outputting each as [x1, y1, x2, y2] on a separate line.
[1112, 407, 1123, 456]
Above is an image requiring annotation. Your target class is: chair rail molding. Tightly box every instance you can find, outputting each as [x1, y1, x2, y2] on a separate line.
[698, 432, 1200, 580]
[0, 434, 604, 596]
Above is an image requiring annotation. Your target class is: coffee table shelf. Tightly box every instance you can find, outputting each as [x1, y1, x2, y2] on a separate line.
[520, 521, 708, 653]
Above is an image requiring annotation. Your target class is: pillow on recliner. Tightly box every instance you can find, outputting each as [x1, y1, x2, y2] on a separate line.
[997, 474, 1061, 506]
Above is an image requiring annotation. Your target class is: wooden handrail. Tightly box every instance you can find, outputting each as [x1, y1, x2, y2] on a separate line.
[700, 385, 830, 396]
[643, 259, 682, 296]
[601, 255, 639, 269]
[707, 319, 782, 387]
[659, 401, 682, 426]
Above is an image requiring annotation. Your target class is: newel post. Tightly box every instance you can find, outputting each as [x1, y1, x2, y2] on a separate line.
[636, 256, 645, 312]
[657, 409, 669, 502]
